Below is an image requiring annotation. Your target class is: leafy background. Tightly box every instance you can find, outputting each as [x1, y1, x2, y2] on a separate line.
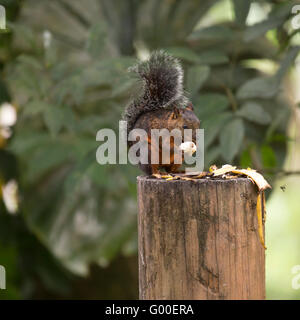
[0, 0, 300, 299]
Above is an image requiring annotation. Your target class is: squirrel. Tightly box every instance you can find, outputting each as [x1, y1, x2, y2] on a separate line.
[123, 50, 200, 176]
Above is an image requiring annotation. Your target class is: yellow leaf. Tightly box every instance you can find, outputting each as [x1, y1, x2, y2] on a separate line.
[256, 192, 266, 249]
[231, 169, 271, 191]
[212, 165, 237, 176]
[209, 164, 218, 173]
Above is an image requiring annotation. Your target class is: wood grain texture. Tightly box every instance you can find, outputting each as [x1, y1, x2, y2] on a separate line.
[137, 176, 265, 300]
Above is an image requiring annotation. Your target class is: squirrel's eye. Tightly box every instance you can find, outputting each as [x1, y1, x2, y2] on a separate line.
[183, 125, 188, 129]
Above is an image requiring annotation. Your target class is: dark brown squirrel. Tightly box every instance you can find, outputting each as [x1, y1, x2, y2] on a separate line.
[123, 50, 200, 176]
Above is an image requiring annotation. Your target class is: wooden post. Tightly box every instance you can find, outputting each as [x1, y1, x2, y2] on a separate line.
[137, 176, 265, 300]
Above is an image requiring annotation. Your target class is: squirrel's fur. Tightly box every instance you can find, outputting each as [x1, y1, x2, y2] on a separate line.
[123, 50, 200, 175]
[123, 50, 188, 133]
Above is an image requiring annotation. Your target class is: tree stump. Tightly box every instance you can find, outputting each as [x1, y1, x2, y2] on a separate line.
[137, 176, 265, 300]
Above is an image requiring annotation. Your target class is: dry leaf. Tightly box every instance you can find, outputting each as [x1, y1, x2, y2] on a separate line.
[209, 164, 218, 172]
[184, 171, 203, 176]
[231, 169, 271, 191]
[212, 165, 237, 176]
[256, 192, 266, 249]
[194, 172, 209, 179]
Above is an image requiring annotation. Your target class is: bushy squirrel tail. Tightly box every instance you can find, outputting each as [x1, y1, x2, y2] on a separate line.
[123, 50, 185, 133]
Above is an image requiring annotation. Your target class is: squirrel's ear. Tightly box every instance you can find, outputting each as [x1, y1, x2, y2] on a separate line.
[186, 102, 194, 111]
[171, 107, 181, 119]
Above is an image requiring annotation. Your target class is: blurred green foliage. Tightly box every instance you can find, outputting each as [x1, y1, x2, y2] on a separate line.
[0, 0, 300, 299]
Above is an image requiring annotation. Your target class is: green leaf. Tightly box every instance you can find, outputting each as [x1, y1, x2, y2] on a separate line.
[202, 112, 232, 147]
[8, 131, 50, 155]
[267, 133, 290, 143]
[64, 150, 96, 193]
[244, 16, 286, 42]
[10, 23, 38, 48]
[220, 118, 245, 162]
[266, 106, 290, 140]
[111, 76, 136, 97]
[43, 105, 65, 136]
[261, 144, 277, 168]
[276, 46, 300, 81]
[205, 146, 220, 168]
[236, 76, 279, 99]
[237, 102, 271, 125]
[233, 0, 251, 25]
[237, 47, 300, 100]
[186, 65, 210, 97]
[188, 25, 234, 42]
[24, 142, 74, 183]
[240, 148, 252, 168]
[23, 100, 48, 116]
[165, 47, 200, 63]
[198, 50, 228, 65]
[194, 93, 229, 119]
[243, 2, 296, 42]
[86, 23, 107, 58]
[0, 79, 11, 103]
[17, 55, 43, 70]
